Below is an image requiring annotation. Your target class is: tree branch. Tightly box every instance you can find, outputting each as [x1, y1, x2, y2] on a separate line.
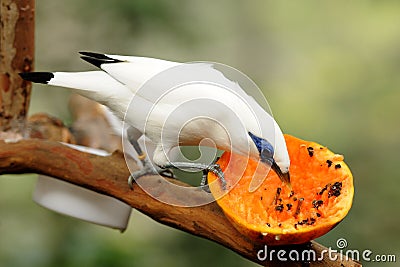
[0, 139, 361, 267]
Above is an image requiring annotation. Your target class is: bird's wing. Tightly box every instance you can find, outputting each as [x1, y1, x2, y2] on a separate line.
[79, 53, 265, 111]
[79, 53, 252, 104]
[77, 52, 289, 170]
[79, 52, 179, 95]
[78, 53, 267, 114]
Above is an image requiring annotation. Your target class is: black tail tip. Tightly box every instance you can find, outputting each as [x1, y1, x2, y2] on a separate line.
[19, 72, 54, 84]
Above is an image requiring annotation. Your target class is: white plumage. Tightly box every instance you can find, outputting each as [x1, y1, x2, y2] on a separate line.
[20, 52, 290, 186]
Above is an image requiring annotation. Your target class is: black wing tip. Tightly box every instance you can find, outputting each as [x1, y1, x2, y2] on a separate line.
[79, 51, 124, 68]
[79, 51, 111, 59]
[19, 72, 54, 84]
[80, 56, 104, 68]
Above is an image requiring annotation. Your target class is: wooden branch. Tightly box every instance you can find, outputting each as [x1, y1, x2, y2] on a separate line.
[0, 0, 34, 135]
[27, 113, 76, 143]
[0, 139, 361, 267]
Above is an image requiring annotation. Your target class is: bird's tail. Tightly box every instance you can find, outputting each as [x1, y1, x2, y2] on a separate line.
[20, 71, 155, 131]
[20, 71, 132, 120]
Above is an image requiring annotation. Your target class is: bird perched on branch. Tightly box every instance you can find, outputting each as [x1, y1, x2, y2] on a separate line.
[20, 52, 290, 191]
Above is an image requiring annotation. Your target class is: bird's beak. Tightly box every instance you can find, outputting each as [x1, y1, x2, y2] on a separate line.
[271, 160, 291, 187]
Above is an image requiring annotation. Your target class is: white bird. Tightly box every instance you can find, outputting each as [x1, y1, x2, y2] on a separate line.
[20, 52, 290, 190]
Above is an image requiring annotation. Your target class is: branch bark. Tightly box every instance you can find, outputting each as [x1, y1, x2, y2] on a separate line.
[0, 139, 361, 267]
[0, 0, 34, 135]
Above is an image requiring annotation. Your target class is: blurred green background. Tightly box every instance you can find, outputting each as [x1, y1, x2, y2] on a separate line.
[1, 0, 399, 266]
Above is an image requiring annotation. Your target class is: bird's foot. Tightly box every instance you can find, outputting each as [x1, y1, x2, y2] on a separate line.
[162, 161, 226, 191]
[205, 163, 227, 191]
[200, 170, 211, 193]
[128, 159, 174, 189]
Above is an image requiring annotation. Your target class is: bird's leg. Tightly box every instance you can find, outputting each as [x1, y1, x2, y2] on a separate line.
[127, 139, 155, 189]
[199, 156, 221, 193]
[160, 162, 226, 190]
[127, 142, 175, 189]
[200, 170, 211, 193]
[126, 128, 224, 191]
[127, 128, 173, 189]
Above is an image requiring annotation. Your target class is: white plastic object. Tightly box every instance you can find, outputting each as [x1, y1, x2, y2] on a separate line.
[32, 144, 132, 231]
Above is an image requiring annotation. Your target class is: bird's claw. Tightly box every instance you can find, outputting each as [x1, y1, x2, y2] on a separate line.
[128, 164, 175, 189]
[200, 170, 211, 193]
[128, 160, 226, 192]
[128, 165, 156, 189]
[200, 163, 226, 192]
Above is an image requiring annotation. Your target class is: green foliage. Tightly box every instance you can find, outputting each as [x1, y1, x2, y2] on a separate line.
[77, 0, 193, 39]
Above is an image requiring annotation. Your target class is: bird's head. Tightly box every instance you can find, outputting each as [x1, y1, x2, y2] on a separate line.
[248, 131, 291, 185]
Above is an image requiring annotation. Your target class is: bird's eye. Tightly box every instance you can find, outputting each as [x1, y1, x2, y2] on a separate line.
[260, 148, 273, 161]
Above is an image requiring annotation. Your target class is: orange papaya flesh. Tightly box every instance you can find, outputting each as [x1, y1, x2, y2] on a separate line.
[208, 134, 354, 245]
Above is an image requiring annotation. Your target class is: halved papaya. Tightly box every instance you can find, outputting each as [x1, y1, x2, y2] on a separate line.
[208, 134, 354, 245]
